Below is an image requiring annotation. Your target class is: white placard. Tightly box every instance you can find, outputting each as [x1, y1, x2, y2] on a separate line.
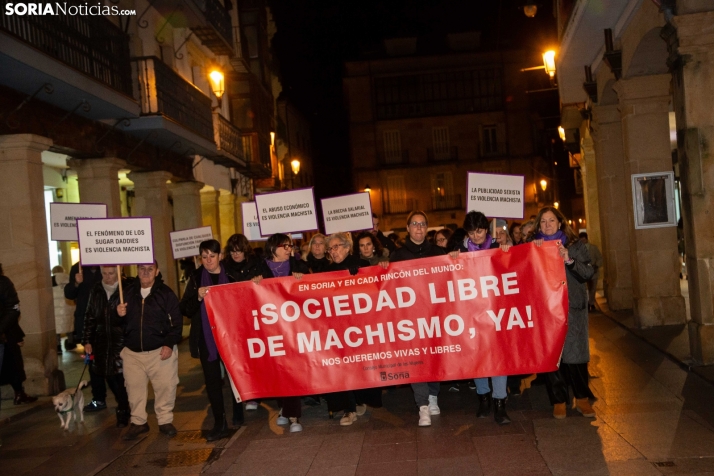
[466, 172, 525, 219]
[241, 201, 268, 241]
[321, 192, 373, 235]
[77, 217, 154, 266]
[50, 202, 108, 241]
[170, 226, 214, 259]
[255, 188, 318, 235]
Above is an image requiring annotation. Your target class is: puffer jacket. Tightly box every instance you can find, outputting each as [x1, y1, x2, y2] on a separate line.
[222, 254, 261, 283]
[82, 278, 132, 376]
[389, 237, 446, 262]
[121, 275, 182, 353]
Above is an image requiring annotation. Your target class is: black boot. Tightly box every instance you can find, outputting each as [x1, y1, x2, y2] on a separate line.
[14, 389, 38, 405]
[493, 398, 511, 425]
[232, 401, 244, 427]
[476, 393, 491, 418]
[116, 409, 130, 428]
[206, 417, 229, 442]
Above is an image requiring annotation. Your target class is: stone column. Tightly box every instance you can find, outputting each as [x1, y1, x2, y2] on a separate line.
[0, 134, 60, 395]
[591, 105, 633, 310]
[169, 181, 204, 231]
[201, 189, 221, 244]
[67, 158, 125, 217]
[219, 191, 237, 244]
[614, 75, 686, 327]
[667, 11, 714, 363]
[580, 132, 604, 290]
[129, 171, 178, 294]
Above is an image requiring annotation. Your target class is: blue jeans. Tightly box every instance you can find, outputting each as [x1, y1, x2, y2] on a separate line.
[474, 376, 507, 399]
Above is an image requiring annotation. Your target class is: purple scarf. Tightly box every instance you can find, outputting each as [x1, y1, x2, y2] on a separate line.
[200, 264, 229, 362]
[534, 229, 568, 246]
[467, 234, 492, 251]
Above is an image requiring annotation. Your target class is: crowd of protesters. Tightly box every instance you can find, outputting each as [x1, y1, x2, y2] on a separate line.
[0, 206, 601, 440]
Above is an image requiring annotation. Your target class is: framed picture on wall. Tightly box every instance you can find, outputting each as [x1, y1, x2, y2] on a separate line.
[631, 171, 677, 229]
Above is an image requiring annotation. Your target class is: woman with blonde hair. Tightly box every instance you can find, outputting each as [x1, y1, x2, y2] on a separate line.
[527, 207, 595, 419]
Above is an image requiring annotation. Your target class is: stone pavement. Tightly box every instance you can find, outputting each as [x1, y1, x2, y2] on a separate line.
[2, 312, 714, 475]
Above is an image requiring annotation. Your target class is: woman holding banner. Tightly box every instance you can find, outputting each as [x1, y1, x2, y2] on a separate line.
[389, 211, 446, 427]
[181, 239, 244, 441]
[254, 233, 310, 433]
[319, 233, 384, 425]
[458, 211, 512, 426]
[305, 233, 330, 273]
[355, 232, 388, 266]
[528, 207, 596, 419]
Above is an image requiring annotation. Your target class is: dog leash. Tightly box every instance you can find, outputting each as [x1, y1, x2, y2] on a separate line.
[72, 353, 93, 396]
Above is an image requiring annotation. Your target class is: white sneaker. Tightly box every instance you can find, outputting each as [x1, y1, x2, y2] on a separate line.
[428, 395, 440, 415]
[340, 412, 357, 426]
[289, 417, 303, 432]
[355, 404, 367, 416]
[245, 401, 258, 411]
[276, 410, 289, 425]
[418, 405, 431, 427]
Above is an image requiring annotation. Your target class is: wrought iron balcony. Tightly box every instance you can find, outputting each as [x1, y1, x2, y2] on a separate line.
[132, 57, 213, 141]
[384, 198, 416, 215]
[213, 112, 244, 165]
[191, 0, 233, 56]
[427, 146, 459, 162]
[0, 11, 132, 96]
[431, 194, 462, 211]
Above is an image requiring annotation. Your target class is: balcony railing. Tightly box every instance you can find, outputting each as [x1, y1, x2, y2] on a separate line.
[431, 194, 462, 211]
[384, 198, 416, 215]
[213, 112, 244, 162]
[133, 57, 213, 141]
[377, 150, 410, 167]
[427, 146, 459, 162]
[190, 0, 233, 56]
[0, 12, 132, 95]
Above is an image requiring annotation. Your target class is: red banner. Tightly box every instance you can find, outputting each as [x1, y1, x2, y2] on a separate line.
[205, 242, 568, 400]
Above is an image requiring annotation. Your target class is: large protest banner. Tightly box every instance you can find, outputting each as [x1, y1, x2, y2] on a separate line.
[206, 242, 568, 400]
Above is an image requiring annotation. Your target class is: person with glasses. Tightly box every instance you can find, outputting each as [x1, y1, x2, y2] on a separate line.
[305, 233, 330, 273]
[254, 233, 310, 432]
[434, 228, 453, 252]
[388, 211, 447, 427]
[116, 261, 182, 441]
[456, 211, 512, 426]
[180, 239, 246, 441]
[315, 233, 384, 425]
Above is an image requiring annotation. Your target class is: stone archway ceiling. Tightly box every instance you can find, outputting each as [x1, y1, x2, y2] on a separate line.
[557, 0, 642, 104]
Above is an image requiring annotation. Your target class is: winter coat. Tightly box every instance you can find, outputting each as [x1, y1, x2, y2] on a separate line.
[559, 240, 594, 363]
[223, 255, 261, 283]
[360, 253, 388, 266]
[82, 279, 131, 376]
[325, 254, 371, 273]
[0, 274, 21, 345]
[389, 238, 446, 262]
[180, 266, 236, 359]
[64, 264, 102, 336]
[258, 256, 310, 279]
[376, 230, 397, 254]
[306, 253, 330, 273]
[53, 272, 75, 334]
[120, 275, 182, 353]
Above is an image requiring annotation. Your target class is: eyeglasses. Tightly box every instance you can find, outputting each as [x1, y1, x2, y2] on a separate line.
[279, 244, 293, 250]
[409, 221, 428, 228]
[328, 244, 345, 252]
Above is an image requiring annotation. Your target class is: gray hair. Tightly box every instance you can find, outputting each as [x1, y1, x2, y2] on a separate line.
[326, 232, 353, 253]
[309, 233, 327, 248]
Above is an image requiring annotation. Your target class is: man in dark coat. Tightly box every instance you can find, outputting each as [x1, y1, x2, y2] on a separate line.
[64, 264, 101, 350]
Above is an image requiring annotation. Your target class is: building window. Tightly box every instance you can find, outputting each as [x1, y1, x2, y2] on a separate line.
[383, 130, 402, 164]
[374, 68, 503, 120]
[385, 175, 411, 213]
[431, 172, 459, 210]
[482, 125, 498, 156]
[432, 127, 450, 161]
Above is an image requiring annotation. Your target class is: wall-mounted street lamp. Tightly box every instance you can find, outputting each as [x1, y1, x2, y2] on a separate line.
[364, 184, 371, 193]
[209, 70, 225, 108]
[522, 1, 539, 17]
[542, 50, 556, 78]
[540, 179, 548, 191]
[290, 159, 301, 175]
[558, 126, 566, 142]
[553, 201, 559, 209]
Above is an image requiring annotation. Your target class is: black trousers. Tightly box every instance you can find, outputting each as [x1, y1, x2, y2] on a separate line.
[543, 362, 595, 405]
[89, 365, 129, 410]
[199, 338, 242, 424]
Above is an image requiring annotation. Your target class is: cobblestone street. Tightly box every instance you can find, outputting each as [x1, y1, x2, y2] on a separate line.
[2, 312, 714, 476]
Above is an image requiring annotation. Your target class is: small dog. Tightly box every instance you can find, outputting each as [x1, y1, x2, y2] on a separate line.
[53, 380, 88, 430]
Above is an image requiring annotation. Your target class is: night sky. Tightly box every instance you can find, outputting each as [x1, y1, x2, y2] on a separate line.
[269, 0, 558, 199]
